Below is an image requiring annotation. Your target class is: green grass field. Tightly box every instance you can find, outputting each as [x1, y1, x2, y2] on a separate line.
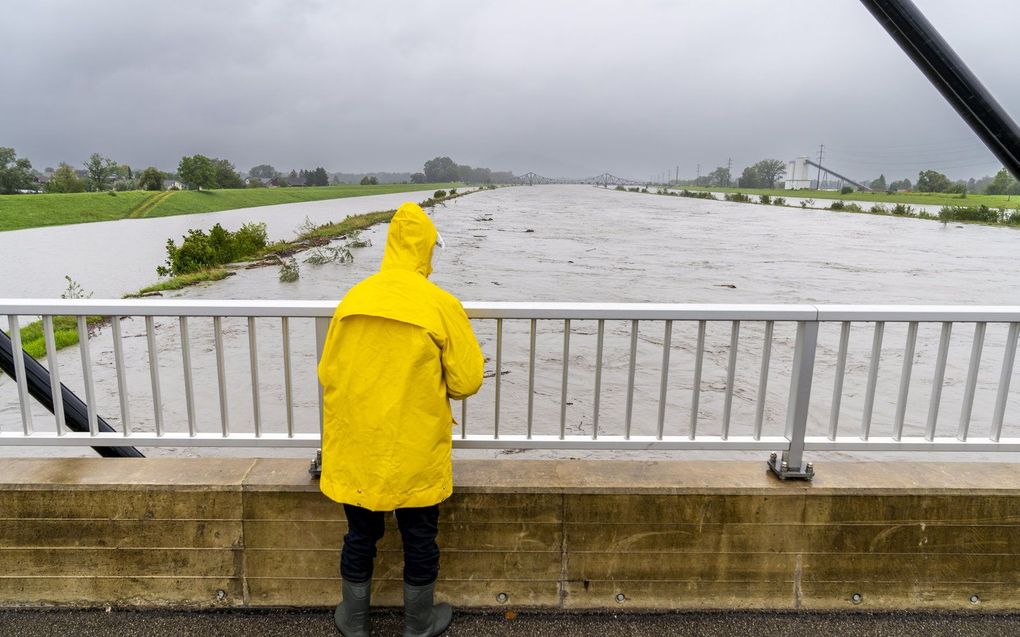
[680, 185, 1020, 209]
[0, 183, 457, 232]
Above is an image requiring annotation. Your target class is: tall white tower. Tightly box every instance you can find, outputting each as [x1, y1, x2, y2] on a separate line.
[784, 157, 814, 189]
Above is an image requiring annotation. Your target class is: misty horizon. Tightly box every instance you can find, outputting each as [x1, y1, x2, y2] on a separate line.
[3, 1, 1018, 183]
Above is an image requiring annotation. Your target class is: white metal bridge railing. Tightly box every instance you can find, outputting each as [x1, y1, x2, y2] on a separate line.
[1, 300, 1019, 479]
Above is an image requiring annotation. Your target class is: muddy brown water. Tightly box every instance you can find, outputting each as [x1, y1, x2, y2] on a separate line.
[3, 185, 1019, 463]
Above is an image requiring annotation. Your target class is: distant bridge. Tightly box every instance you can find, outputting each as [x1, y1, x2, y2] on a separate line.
[515, 172, 647, 187]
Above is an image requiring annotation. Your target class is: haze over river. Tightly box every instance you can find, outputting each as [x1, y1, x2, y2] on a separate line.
[3, 186, 1019, 461]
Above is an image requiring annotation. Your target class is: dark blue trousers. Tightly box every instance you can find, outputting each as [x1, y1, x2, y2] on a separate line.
[340, 503, 440, 586]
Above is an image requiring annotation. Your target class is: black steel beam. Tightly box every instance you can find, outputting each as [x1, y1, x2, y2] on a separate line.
[0, 329, 143, 458]
[860, 0, 1020, 179]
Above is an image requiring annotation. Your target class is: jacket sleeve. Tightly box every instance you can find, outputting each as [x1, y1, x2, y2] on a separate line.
[441, 301, 484, 400]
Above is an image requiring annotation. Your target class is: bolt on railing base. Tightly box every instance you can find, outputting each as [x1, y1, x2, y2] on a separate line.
[308, 449, 322, 478]
[767, 452, 815, 481]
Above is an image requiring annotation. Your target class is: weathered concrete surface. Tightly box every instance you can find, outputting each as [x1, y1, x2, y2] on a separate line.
[1, 459, 1018, 610]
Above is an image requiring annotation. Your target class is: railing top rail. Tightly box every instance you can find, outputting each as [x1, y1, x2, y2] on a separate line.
[2, 299, 1020, 322]
[462, 302, 819, 321]
[815, 305, 1020, 322]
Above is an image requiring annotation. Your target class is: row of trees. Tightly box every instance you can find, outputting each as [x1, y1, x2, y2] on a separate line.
[687, 159, 787, 189]
[414, 156, 514, 184]
[1, 148, 159, 194]
[177, 155, 245, 190]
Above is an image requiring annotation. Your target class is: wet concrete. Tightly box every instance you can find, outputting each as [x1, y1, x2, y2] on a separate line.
[2, 608, 1018, 637]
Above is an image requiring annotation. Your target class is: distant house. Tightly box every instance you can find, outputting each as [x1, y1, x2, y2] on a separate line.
[245, 177, 274, 187]
[285, 175, 306, 187]
[163, 179, 184, 190]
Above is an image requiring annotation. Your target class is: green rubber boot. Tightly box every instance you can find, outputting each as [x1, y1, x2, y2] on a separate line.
[334, 579, 371, 637]
[402, 581, 452, 637]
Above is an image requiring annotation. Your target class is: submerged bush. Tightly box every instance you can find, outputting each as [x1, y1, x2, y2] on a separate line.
[157, 222, 268, 277]
[938, 205, 1003, 224]
[890, 204, 914, 216]
[278, 257, 300, 282]
[433, 190, 447, 199]
[772, 197, 786, 206]
[759, 194, 771, 205]
[678, 189, 716, 200]
[724, 192, 752, 203]
[829, 201, 862, 212]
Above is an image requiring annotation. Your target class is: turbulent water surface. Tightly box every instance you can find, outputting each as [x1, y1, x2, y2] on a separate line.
[3, 185, 1019, 462]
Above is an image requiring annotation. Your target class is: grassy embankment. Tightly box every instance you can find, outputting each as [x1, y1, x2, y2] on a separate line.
[624, 185, 1020, 229]
[680, 185, 1019, 209]
[0, 183, 458, 232]
[129, 188, 474, 296]
[14, 187, 479, 358]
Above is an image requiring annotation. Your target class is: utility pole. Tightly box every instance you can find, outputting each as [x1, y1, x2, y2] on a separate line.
[726, 158, 732, 185]
[675, 165, 679, 185]
[696, 164, 701, 181]
[816, 144, 825, 190]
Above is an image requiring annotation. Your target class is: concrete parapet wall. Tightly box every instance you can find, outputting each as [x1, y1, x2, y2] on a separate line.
[0, 458, 1018, 610]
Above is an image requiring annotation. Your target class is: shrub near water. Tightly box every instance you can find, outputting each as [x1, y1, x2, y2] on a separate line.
[156, 222, 268, 277]
[938, 205, 1014, 224]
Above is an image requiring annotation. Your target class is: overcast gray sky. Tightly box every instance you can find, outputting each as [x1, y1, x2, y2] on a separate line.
[2, 0, 1018, 181]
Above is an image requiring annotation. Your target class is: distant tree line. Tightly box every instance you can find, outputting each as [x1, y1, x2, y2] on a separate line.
[683, 159, 786, 189]
[412, 156, 515, 184]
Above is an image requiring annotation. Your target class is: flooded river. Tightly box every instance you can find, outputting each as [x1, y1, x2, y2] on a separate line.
[3, 185, 1019, 462]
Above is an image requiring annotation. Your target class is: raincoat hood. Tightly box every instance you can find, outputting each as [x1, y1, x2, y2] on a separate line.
[380, 202, 437, 277]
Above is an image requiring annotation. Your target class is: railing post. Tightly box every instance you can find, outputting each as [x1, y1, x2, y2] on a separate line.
[310, 316, 330, 477]
[769, 319, 818, 480]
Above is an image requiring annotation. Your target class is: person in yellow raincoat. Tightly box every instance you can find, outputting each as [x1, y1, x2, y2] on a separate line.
[318, 201, 484, 637]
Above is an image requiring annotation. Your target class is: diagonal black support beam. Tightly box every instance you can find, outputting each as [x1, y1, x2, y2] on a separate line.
[0, 329, 143, 458]
[861, 0, 1020, 180]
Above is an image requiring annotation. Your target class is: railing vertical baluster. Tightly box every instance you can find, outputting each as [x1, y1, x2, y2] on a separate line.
[754, 321, 774, 440]
[145, 315, 163, 437]
[624, 319, 638, 439]
[689, 320, 706, 439]
[179, 317, 196, 437]
[42, 316, 65, 436]
[560, 319, 570, 440]
[214, 316, 230, 437]
[76, 315, 99, 436]
[828, 321, 850, 440]
[282, 317, 294, 438]
[110, 317, 130, 435]
[926, 322, 952, 441]
[860, 321, 884, 440]
[527, 319, 536, 439]
[656, 320, 673, 440]
[461, 399, 467, 438]
[248, 317, 261, 437]
[8, 315, 33, 435]
[991, 322, 1019, 442]
[315, 317, 329, 444]
[721, 320, 740, 440]
[893, 321, 918, 441]
[958, 322, 986, 441]
[780, 320, 819, 475]
[592, 319, 604, 439]
[494, 318, 502, 439]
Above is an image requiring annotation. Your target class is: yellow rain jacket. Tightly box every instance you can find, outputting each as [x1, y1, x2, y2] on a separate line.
[317, 202, 484, 511]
